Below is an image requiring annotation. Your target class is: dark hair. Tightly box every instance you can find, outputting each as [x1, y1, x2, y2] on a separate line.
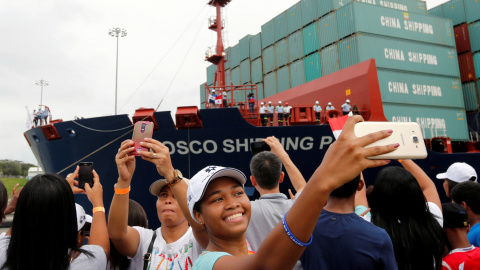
[109, 200, 149, 270]
[330, 175, 360, 198]
[450, 181, 480, 215]
[370, 167, 445, 270]
[3, 173, 90, 270]
[0, 181, 7, 221]
[249, 151, 282, 190]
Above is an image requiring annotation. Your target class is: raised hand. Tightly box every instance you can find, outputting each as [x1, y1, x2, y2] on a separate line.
[66, 166, 86, 194]
[85, 170, 104, 208]
[264, 136, 288, 160]
[116, 140, 136, 183]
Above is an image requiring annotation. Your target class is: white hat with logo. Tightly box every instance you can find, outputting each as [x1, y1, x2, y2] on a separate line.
[76, 203, 92, 231]
[436, 162, 477, 183]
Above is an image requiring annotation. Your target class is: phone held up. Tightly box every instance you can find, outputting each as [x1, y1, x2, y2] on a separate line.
[132, 121, 154, 156]
[78, 162, 94, 190]
[250, 141, 271, 155]
[354, 121, 427, 160]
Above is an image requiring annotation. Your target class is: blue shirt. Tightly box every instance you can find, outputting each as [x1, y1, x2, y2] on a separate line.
[300, 210, 397, 270]
[193, 251, 230, 270]
[469, 223, 480, 247]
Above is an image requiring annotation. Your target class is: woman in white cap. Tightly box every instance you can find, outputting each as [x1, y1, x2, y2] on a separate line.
[137, 116, 397, 269]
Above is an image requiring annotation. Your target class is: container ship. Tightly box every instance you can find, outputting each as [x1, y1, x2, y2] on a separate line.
[25, 0, 480, 228]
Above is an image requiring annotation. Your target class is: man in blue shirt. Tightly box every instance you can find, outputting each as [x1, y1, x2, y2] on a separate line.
[451, 181, 480, 247]
[300, 175, 397, 270]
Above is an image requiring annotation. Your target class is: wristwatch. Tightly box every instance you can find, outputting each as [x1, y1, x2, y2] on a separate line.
[166, 169, 183, 187]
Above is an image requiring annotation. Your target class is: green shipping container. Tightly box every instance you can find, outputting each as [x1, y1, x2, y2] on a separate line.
[275, 38, 289, 68]
[277, 65, 291, 93]
[377, 69, 463, 108]
[321, 43, 340, 76]
[256, 83, 265, 100]
[318, 12, 337, 48]
[465, 0, 480, 23]
[207, 64, 216, 86]
[470, 21, 480, 53]
[443, 0, 466, 26]
[287, 2, 303, 35]
[319, 0, 427, 19]
[262, 46, 276, 74]
[301, 0, 318, 27]
[304, 52, 322, 82]
[428, 5, 444, 18]
[261, 20, 275, 49]
[232, 67, 241, 85]
[274, 11, 288, 43]
[225, 47, 231, 70]
[288, 30, 304, 62]
[302, 22, 320, 56]
[475, 52, 480, 79]
[264, 72, 277, 97]
[382, 103, 468, 140]
[239, 35, 252, 61]
[251, 58, 263, 84]
[200, 83, 205, 109]
[225, 69, 231, 85]
[240, 59, 251, 84]
[230, 45, 241, 68]
[290, 59, 306, 88]
[234, 89, 244, 103]
[462, 82, 479, 111]
[250, 33, 262, 60]
[338, 33, 460, 77]
[336, 2, 455, 47]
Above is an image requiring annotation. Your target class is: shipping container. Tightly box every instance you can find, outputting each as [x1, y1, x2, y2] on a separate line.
[239, 35, 252, 61]
[462, 82, 479, 111]
[225, 47, 231, 70]
[230, 45, 241, 68]
[250, 33, 262, 60]
[262, 46, 276, 74]
[261, 20, 275, 49]
[277, 65, 291, 93]
[288, 30, 304, 62]
[443, 0, 466, 26]
[336, 2, 455, 47]
[304, 51, 322, 82]
[465, 0, 480, 23]
[382, 103, 468, 140]
[318, 12, 337, 48]
[302, 22, 320, 56]
[319, 0, 427, 19]
[274, 11, 288, 42]
[207, 64, 216, 86]
[470, 21, 480, 53]
[338, 33, 460, 77]
[225, 69, 231, 85]
[234, 88, 244, 103]
[240, 59, 251, 84]
[428, 5, 444, 18]
[376, 69, 463, 108]
[256, 83, 264, 100]
[251, 58, 263, 84]
[458, 52, 476, 82]
[275, 38, 289, 68]
[232, 67, 241, 85]
[475, 52, 480, 78]
[454, 24, 471, 54]
[290, 59, 306, 88]
[264, 72, 277, 97]
[301, 0, 318, 27]
[200, 83, 205, 109]
[321, 43, 340, 76]
[287, 2, 303, 35]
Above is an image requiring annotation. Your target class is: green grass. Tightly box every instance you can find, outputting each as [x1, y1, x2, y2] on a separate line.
[0, 178, 28, 198]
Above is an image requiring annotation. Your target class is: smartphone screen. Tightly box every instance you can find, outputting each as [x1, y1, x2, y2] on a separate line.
[132, 121, 154, 156]
[250, 141, 271, 155]
[78, 162, 94, 190]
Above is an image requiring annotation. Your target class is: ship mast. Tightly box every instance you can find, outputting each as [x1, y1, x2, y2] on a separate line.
[205, 0, 231, 88]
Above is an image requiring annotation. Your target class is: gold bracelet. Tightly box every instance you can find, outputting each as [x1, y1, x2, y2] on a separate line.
[114, 184, 131, 195]
[93, 207, 105, 214]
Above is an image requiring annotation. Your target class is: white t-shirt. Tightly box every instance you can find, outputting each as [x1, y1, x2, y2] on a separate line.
[0, 235, 107, 269]
[130, 226, 202, 270]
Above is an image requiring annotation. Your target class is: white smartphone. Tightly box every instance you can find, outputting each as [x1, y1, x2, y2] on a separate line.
[354, 122, 427, 159]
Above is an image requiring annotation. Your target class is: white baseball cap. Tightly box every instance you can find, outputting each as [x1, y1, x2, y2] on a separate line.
[436, 162, 477, 183]
[260, 102, 264, 105]
[346, 99, 350, 103]
[149, 178, 190, 197]
[212, 90, 215, 92]
[278, 101, 282, 104]
[187, 166, 246, 223]
[76, 203, 92, 231]
[268, 101, 272, 104]
[315, 101, 319, 104]
[328, 102, 332, 105]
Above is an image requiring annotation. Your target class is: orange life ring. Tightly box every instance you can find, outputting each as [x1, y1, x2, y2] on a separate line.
[325, 109, 342, 123]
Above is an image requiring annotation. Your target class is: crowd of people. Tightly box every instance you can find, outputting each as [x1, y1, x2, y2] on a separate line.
[32, 105, 51, 127]
[3, 115, 480, 269]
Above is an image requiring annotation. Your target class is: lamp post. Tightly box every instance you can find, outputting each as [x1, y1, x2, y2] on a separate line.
[109, 27, 127, 115]
[35, 79, 49, 105]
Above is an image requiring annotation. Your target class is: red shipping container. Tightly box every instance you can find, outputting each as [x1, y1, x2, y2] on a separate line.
[454, 24, 471, 54]
[458, 52, 476, 82]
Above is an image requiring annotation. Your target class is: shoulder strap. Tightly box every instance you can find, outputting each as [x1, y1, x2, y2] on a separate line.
[143, 231, 157, 270]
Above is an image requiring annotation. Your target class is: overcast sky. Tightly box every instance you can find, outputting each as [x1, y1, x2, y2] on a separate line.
[0, 0, 449, 165]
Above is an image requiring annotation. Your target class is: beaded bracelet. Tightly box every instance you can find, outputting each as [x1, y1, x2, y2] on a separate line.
[282, 212, 313, 247]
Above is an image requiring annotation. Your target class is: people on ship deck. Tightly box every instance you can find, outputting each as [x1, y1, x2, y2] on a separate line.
[284, 102, 292, 126]
[341, 99, 351, 116]
[258, 102, 267, 126]
[313, 101, 322, 125]
[248, 93, 255, 114]
[275, 101, 284, 126]
[266, 101, 274, 126]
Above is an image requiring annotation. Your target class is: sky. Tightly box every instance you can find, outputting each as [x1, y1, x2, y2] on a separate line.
[0, 0, 449, 165]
